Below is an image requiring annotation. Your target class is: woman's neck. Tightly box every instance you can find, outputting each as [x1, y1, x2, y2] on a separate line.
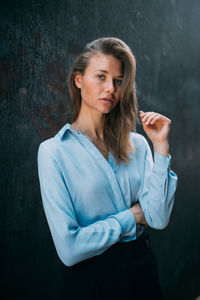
[71, 112, 106, 141]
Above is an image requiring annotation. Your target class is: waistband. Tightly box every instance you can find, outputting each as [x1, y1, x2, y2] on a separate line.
[101, 232, 152, 263]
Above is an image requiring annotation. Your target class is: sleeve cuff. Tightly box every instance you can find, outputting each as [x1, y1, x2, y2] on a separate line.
[154, 152, 171, 169]
[110, 209, 136, 237]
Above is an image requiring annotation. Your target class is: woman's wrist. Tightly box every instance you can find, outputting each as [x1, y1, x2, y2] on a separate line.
[153, 140, 169, 157]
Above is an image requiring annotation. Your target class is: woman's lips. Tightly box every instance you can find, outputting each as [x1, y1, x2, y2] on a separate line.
[99, 98, 113, 103]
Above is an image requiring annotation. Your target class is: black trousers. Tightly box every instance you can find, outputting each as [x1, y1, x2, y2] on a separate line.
[62, 233, 163, 300]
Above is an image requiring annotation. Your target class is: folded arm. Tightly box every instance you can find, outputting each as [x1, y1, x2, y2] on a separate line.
[37, 143, 136, 266]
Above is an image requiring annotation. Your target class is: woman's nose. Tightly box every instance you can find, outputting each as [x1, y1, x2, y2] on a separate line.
[105, 79, 115, 93]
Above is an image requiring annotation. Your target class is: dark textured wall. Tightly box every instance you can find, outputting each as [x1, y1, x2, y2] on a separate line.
[1, 0, 200, 299]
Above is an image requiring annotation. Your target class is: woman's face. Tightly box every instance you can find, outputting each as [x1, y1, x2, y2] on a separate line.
[75, 53, 123, 115]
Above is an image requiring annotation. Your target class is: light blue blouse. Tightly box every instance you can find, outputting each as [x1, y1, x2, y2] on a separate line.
[37, 123, 178, 267]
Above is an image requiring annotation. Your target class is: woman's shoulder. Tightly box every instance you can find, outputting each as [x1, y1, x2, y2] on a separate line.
[129, 131, 149, 150]
[38, 123, 72, 156]
[39, 135, 58, 150]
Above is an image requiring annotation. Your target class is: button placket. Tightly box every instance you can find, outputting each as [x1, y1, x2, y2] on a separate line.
[71, 129, 127, 212]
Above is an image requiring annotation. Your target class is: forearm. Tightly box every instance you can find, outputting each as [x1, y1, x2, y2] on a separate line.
[45, 208, 136, 267]
[153, 140, 169, 157]
[140, 153, 178, 229]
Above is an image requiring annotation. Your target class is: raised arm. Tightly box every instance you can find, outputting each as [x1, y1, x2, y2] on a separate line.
[37, 143, 136, 267]
[137, 111, 178, 229]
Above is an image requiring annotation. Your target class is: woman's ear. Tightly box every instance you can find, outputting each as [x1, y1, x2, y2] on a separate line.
[74, 72, 83, 89]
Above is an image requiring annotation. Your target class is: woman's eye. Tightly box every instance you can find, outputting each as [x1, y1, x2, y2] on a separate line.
[98, 74, 104, 80]
[115, 79, 122, 85]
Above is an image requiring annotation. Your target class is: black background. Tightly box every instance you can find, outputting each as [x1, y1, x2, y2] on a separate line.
[1, 0, 200, 299]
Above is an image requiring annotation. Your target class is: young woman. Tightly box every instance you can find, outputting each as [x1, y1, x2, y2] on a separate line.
[38, 37, 178, 299]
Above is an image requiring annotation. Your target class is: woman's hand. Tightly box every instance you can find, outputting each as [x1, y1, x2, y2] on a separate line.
[130, 203, 148, 226]
[139, 111, 171, 157]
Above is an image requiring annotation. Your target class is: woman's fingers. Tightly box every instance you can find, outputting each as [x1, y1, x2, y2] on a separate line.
[149, 115, 161, 125]
[139, 111, 171, 126]
[144, 113, 158, 125]
[140, 111, 158, 124]
[130, 202, 148, 226]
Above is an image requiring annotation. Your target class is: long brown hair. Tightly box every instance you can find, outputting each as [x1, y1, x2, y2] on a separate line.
[68, 37, 138, 165]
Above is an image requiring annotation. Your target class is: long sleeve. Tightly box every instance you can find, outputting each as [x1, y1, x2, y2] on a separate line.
[37, 143, 136, 267]
[138, 137, 178, 229]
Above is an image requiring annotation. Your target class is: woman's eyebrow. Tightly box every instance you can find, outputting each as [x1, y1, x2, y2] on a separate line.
[96, 69, 123, 78]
